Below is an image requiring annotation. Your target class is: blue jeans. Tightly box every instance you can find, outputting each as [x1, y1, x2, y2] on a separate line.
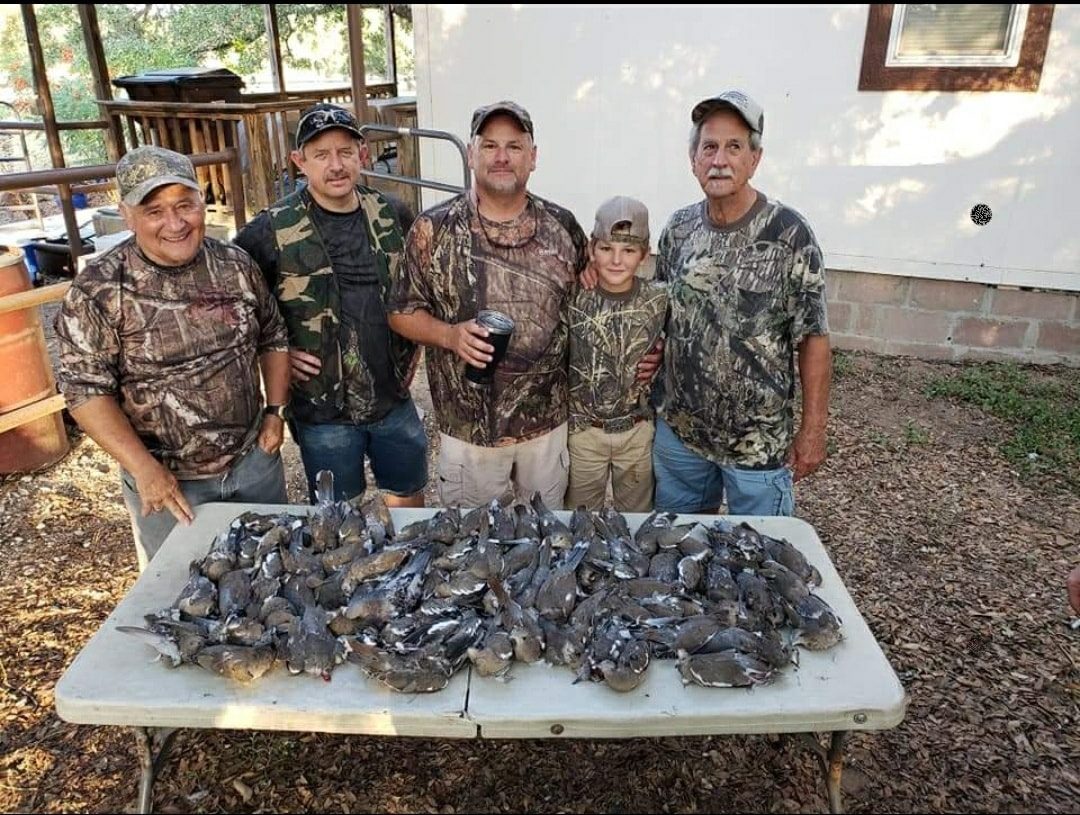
[121, 443, 287, 571]
[652, 419, 795, 516]
[291, 398, 428, 503]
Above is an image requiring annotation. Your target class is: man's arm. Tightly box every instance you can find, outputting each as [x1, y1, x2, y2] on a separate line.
[69, 396, 194, 524]
[256, 349, 290, 454]
[386, 213, 494, 369]
[788, 333, 831, 481]
[388, 310, 493, 370]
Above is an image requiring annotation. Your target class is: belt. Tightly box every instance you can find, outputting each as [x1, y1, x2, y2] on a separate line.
[588, 415, 646, 434]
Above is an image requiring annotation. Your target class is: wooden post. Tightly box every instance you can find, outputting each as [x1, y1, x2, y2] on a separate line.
[21, 4, 83, 264]
[347, 4, 370, 124]
[77, 3, 123, 161]
[264, 4, 286, 94]
[386, 4, 398, 96]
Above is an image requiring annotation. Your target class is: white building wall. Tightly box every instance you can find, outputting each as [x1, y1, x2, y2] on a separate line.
[413, 4, 1080, 292]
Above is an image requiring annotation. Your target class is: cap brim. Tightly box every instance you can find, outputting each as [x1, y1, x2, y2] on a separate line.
[472, 109, 532, 138]
[296, 124, 365, 149]
[691, 98, 761, 135]
[122, 176, 202, 206]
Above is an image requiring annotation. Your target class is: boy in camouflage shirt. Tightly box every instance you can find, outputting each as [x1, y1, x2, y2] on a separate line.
[566, 197, 667, 512]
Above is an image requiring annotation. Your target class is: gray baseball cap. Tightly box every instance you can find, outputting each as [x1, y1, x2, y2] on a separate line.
[471, 100, 534, 139]
[116, 146, 201, 206]
[691, 90, 764, 136]
[592, 196, 650, 245]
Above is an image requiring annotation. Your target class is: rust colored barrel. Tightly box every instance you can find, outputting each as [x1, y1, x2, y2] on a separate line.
[0, 251, 69, 473]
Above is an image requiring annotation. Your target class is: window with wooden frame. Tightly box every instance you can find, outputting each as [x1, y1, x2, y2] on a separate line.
[859, 4, 1055, 91]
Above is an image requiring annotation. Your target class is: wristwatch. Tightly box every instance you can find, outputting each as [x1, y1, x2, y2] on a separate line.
[263, 404, 286, 418]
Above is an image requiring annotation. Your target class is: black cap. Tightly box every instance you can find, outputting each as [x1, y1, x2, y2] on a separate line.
[295, 103, 365, 149]
[470, 101, 534, 139]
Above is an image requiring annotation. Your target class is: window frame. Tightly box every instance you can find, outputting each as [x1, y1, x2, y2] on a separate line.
[859, 4, 1055, 92]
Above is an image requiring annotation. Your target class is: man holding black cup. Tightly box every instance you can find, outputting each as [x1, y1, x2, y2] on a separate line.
[388, 100, 587, 507]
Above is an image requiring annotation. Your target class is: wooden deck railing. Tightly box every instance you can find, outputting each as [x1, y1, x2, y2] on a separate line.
[99, 83, 399, 215]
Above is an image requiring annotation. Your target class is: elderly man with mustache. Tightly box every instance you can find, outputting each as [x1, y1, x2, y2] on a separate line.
[652, 90, 832, 516]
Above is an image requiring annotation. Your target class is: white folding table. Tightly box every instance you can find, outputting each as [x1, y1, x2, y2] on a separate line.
[56, 503, 906, 813]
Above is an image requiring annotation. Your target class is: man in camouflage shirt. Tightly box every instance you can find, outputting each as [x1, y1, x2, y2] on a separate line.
[389, 101, 587, 508]
[567, 196, 668, 512]
[653, 91, 832, 515]
[235, 103, 427, 507]
[54, 146, 291, 569]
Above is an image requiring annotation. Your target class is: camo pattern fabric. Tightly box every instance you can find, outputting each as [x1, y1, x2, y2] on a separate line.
[54, 237, 288, 478]
[268, 186, 416, 423]
[390, 192, 586, 446]
[655, 195, 828, 468]
[567, 279, 668, 433]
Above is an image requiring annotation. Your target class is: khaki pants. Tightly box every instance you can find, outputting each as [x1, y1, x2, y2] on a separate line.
[437, 423, 569, 509]
[565, 420, 655, 512]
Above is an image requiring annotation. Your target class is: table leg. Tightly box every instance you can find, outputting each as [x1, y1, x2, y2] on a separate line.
[795, 730, 848, 814]
[133, 726, 179, 814]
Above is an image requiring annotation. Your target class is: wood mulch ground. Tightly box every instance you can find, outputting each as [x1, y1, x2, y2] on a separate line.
[1, 352, 1077, 813]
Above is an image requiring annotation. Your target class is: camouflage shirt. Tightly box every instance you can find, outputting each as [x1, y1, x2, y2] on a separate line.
[235, 186, 416, 425]
[389, 192, 586, 446]
[54, 237, 289, 478]
[568, 279, 668, 433]
[655, 194, 828, 468]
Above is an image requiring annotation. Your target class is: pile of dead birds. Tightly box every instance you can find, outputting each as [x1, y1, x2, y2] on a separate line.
[120, 471, 843, 693]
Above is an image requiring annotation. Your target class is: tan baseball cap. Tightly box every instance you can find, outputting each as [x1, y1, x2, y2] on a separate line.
[116, 145, 201, 206]
[592, 196, 650, 245]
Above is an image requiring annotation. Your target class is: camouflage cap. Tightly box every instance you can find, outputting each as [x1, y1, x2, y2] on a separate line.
[470, 100, 534, 139]
[116, 146, 201, 206]
[691, 90, 764, 137]
[296, 102, 364, 149]
[592, 196, 650, 245]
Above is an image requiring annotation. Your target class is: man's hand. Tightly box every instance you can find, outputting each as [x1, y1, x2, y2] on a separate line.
[787, 425, 827, 482]
[257, 415, 285, 455]
[289, 348, 321, 382]
[131, 459, 194, 525]
[1069, 566, 1080, 615]
[448, 320, 494, 369]
[579, 261, 599, 290]
[636, 337, 664, 383]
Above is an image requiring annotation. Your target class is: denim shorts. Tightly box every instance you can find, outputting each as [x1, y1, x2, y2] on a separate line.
[291, 398, 428, 502]
[652, 419, 795, 516]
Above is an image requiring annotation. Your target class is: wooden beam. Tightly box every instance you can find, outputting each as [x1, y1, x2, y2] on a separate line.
[386, 4, 397, 95]
[264, 4, 286, 93]
[77, 3, 123, 161]
[0, 282, 71, 317]
[21, 4, 83, 264]
[347, 4, 370, 124]
[0, 395, 66, 435]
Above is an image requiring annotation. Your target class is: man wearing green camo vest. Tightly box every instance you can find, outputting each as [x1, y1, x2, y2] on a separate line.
[55, 146, 291, 570]
[653, 90, 832, 516]
[236, 103, 427, 506]
[388, 101, 588, 508]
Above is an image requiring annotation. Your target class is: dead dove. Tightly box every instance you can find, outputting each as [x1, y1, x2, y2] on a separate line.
[677, 649, 775, 688]
[194, 639, 276, 683]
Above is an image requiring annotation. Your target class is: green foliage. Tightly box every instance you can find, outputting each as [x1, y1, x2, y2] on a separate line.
[832, 349, 854, 379]
[0, 4, 413, 166]
[925, 362, 1080, 488]
[902, 419, 930, 446]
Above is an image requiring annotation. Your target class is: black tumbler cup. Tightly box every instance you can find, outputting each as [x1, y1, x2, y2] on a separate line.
[465, 309, 515, 387]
